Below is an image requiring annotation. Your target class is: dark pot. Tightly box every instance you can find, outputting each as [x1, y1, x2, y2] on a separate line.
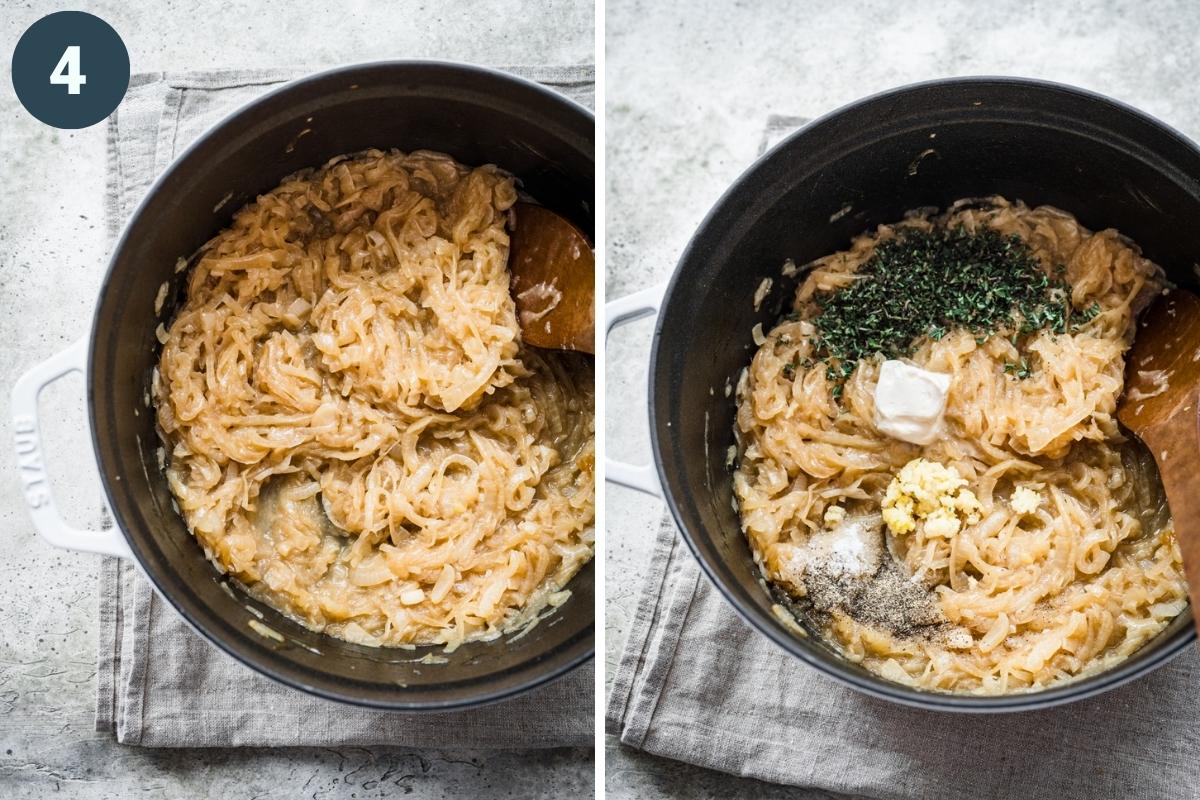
[606, 77, 1198, 712]
[13, 61, 594, 710]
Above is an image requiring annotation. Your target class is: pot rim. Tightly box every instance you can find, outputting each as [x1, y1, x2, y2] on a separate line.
[89, 59, 595, 710]
[649, 74, 1198, 713]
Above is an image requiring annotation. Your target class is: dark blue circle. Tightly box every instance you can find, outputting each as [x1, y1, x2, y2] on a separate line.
[11, 11, 130, 129]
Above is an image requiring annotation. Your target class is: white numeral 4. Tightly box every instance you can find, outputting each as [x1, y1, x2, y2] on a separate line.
[50, 45, 86, 95]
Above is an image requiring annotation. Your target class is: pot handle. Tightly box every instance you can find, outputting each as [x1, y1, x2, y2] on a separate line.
[11, 337, 132, 559]
[604, 284, 666, 497]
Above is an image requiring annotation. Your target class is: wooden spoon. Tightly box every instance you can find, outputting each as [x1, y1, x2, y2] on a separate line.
[508, 202, 595, 353]
[1118, 288, 1200, 636]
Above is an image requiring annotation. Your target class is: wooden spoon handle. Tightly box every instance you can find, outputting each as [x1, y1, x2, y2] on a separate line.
[1141, 401, 1200, 639]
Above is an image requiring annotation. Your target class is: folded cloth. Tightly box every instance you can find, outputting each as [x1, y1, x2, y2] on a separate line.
[95, 65, 595, 748]
[606, 115, 1200, 799]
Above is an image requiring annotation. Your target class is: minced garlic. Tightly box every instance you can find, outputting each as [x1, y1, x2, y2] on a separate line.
[882, 458, 981, 537]
[1010, 486, 1041, 516]
[823, 505, 847, 528]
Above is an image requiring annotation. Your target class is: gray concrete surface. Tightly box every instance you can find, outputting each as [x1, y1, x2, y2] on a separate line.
[0, 2, 592, 798]
[604, 0, 1200, 797]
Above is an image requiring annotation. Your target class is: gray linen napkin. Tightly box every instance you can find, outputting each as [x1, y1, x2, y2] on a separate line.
[95, 65, 595, 748]
[606, 115, 1200, 799]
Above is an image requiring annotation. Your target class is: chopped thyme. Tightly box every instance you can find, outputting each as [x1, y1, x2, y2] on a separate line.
[809, 226, 1086, 388]
[1073, 301, 1102, 330]
[1003, 357, 1032, 380]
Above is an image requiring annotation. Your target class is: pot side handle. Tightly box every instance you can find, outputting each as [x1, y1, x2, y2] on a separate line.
[604, 284, 665, 497]
[11, 337, 132, 559]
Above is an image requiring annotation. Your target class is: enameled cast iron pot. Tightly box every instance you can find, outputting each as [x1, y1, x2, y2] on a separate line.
[607, 77, 1199, 712]
[12, 62, 594, 710]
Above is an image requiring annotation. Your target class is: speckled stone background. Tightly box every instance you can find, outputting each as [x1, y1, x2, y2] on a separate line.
[0, 2, 593, 797]
[605, 0, 1200, 797]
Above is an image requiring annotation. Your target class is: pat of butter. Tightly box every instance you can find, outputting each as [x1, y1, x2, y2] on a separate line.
[873, 360, 951, 445]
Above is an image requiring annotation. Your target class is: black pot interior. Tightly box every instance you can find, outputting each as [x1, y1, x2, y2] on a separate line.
[653, 77, 1200, 711]
[90, 62, 594, 709]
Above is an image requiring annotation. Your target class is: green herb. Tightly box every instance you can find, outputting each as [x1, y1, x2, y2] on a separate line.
[809, 226, 1084, 389]
[1003, 357, 1032, 380]
[1072, 301, 1102, 330]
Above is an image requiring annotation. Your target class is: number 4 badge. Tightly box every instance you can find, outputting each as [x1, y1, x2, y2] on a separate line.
[50, 45, 86, 95]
